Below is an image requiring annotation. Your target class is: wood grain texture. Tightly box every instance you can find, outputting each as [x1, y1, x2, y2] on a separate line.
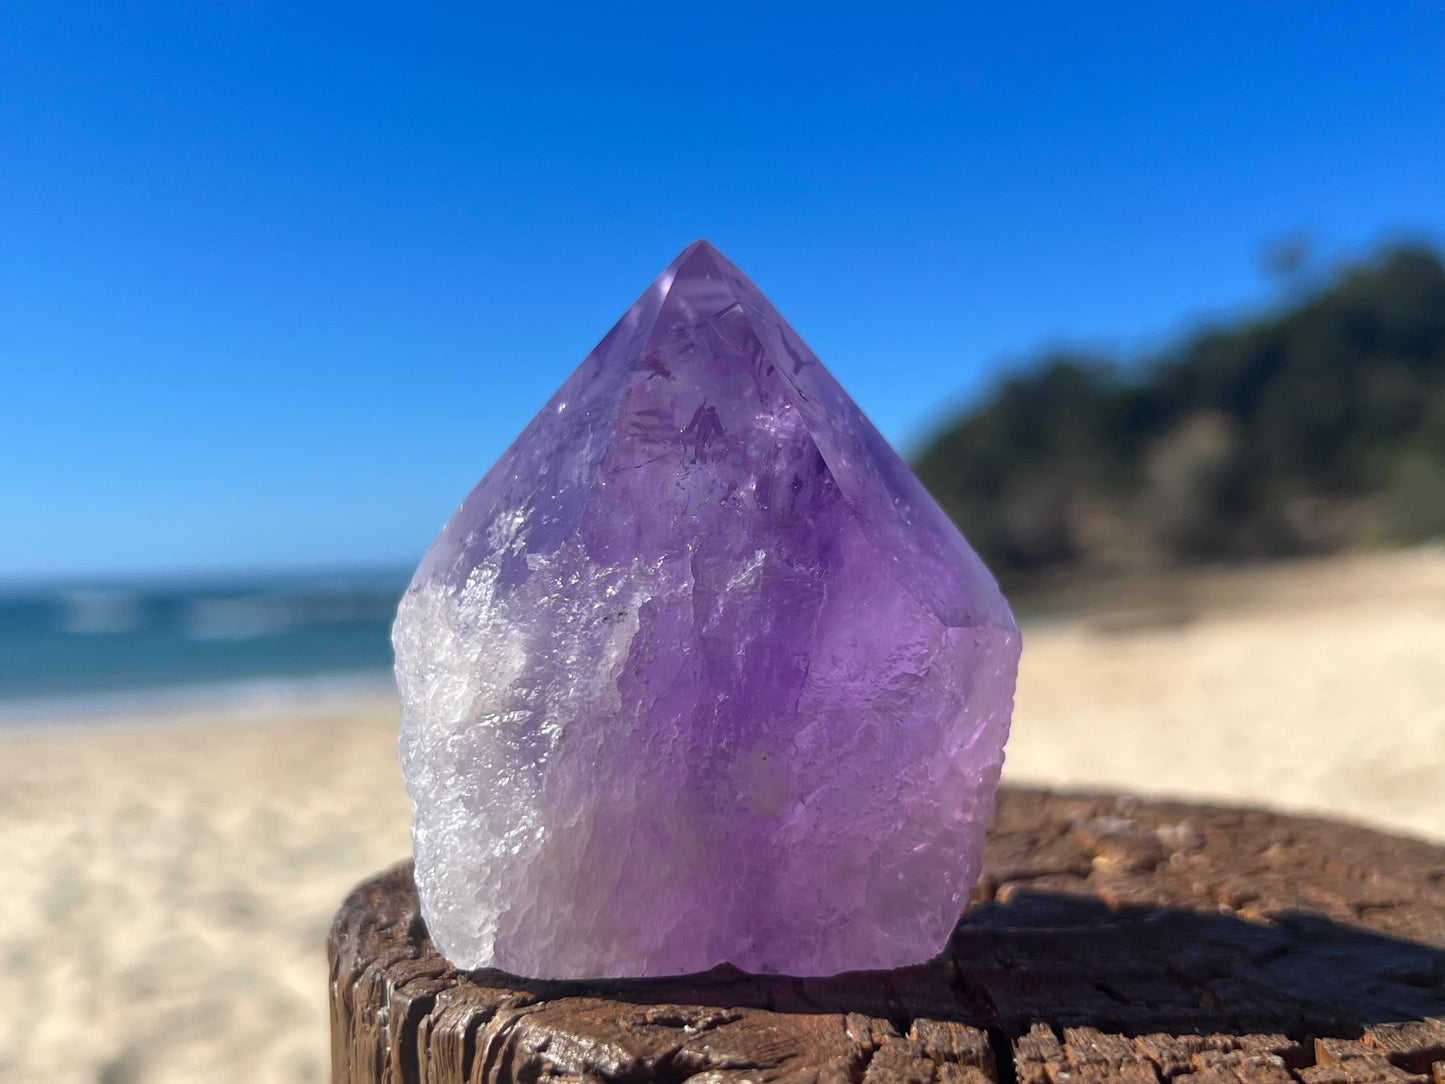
[330, 787, 1445, 1084]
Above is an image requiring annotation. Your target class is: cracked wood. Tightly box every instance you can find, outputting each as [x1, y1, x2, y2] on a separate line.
[330, 787, 1445, 1084]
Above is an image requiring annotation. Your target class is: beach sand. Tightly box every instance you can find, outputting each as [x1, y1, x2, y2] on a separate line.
[1, 547, 1442, 1082]
[1007, 545, 1445, 843]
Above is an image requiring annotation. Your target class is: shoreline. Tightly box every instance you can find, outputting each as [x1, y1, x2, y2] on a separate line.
[0, 669, 397, 732]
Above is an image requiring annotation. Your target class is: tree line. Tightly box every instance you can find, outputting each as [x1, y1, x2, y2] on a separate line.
[913, 244, 1445, 580]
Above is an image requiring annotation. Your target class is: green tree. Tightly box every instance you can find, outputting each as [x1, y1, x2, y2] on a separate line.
[913, 244, 1445, 577]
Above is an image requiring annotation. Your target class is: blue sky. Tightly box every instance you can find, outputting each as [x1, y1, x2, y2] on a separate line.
[2, 3, 1442, 580]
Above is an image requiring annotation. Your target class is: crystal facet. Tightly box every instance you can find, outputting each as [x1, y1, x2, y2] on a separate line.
[393, 241, 1020, 978]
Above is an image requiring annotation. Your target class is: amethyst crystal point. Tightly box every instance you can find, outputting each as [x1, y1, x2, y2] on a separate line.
[393, 241, 1020, 979]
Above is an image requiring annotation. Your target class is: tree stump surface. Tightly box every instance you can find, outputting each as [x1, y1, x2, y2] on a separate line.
[329, 787, 1445, 1084]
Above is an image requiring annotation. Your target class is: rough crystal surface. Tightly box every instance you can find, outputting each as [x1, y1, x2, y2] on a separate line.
[393, 241, 1020, 979]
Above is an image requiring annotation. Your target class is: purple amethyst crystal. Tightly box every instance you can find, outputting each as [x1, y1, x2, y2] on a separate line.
[393, 241, 1020, 978]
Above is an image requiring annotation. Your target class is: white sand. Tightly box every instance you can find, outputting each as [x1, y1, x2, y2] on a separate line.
[0, 694, 412, 1083]
[1006, 546, 1445, 843]
[1, 547, 1442, 1082]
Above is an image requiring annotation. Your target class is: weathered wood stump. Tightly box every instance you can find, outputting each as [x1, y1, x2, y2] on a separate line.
[330, 787, 1445, 1084]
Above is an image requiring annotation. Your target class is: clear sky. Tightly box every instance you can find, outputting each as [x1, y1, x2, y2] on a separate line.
[2, 3, 1442, 581]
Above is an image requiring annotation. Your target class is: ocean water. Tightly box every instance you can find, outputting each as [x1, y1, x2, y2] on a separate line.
[0, 570, 410, 717]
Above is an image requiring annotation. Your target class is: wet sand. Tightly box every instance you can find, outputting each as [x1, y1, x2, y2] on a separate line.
[1, 547, 1442, 1082]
